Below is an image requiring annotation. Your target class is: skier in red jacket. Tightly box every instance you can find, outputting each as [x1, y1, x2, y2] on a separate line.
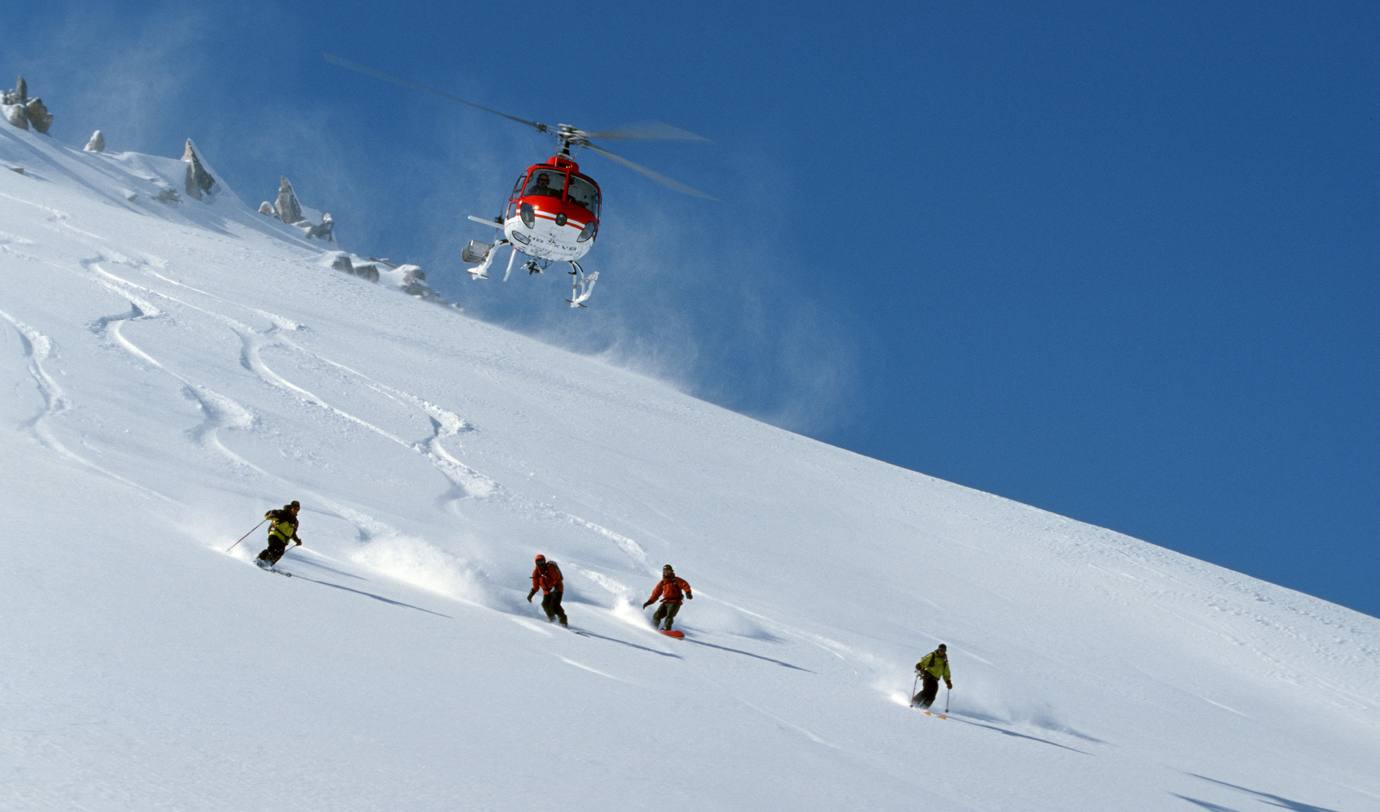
[642, 563, 692, 631]
[527, 553, 567, 626]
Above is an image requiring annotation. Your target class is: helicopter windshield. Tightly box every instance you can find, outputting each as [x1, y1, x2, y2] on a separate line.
[524, 170, 567, 198]
[567, 175, 600, 216]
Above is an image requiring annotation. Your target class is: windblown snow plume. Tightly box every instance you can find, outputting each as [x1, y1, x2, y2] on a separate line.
[350, 534, 497, 607]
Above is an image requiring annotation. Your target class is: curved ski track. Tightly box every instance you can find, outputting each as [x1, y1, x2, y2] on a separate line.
[0, 305, 169, 502]
[120, 260, 657, 577]
[20, 214, 673, 653]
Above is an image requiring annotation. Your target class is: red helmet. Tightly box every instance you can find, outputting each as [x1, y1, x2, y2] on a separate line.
[535, 553, 546, 563]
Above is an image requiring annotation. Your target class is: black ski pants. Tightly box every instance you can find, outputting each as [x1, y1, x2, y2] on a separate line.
[257, 534, 288, 565]
[914, 673, 940, 708]
[541, 591, 567, 625]
[653, 601, 681, 630]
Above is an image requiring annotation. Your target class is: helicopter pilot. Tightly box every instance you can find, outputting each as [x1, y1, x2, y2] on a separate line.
[527, 172, 563, 198]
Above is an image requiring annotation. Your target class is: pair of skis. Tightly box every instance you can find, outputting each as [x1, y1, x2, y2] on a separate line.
[910, 675, 949, 719]
[254, 558, 292, 577]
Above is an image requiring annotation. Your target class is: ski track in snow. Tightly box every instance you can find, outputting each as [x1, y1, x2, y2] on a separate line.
[0, 229, 41, 263]
[137, 259, 654, 580]
[27, 222, 929, 695]
[44, 252, 503, 594]
[0, 306, 170, 502]
[141, 265, 661, 572]
[557, 655, 636, 685]
[82, 258, 265, 475]
[21, 216, 654, 592]
[122, 261, 498, 514]
[74, 251, 825, 680]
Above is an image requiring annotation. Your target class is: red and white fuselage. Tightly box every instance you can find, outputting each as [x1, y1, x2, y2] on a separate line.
[501, 154, 601, 263]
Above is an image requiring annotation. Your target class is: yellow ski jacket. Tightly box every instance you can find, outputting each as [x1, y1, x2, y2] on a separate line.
[916, 650, 951, 682]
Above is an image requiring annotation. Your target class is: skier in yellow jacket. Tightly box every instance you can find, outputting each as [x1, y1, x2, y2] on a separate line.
[255, 500, 302, 569]
[912, 643, 953, 709]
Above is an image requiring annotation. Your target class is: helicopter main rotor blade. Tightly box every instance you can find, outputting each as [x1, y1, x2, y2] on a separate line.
[582, 122, 709, 142]
[322, 52, 550, 134]
[585, 143, 717, 201]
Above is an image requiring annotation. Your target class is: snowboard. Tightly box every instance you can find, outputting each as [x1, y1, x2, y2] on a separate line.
[658, 629, 685, 639]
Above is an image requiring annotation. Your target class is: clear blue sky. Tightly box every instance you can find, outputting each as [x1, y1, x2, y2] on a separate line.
[8, 2, 1378, 617]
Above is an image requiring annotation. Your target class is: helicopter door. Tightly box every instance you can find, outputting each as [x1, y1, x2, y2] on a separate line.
[505, 173, 525, 219]
[566, 175, 600, 218]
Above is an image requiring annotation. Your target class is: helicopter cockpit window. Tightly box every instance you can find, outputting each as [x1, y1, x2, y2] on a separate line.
[567, 176, 600, 216]
[524, 171, 567, 198]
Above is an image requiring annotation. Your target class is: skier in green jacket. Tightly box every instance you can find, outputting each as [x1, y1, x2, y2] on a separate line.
[912, 643, 953, 709]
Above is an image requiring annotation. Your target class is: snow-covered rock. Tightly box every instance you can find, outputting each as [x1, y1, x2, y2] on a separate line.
[84, 129, 105, 153]
[258, 176, 333, 240]
[329, 252, 355, 273]
[2, 104, 26, 129]
[304, 211, 334, 241]
[23, 97, 52, 134]
[273, 175, 303, 225]
[2, 76, 53, 134]
[398, 264, 436, 299]
[181, 138, 216, 199]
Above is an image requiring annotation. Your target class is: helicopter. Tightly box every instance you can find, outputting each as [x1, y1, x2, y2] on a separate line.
[323, 53, 712, 308]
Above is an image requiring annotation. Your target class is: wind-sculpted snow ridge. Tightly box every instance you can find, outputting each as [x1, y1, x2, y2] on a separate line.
[1, 118, 1377, 812]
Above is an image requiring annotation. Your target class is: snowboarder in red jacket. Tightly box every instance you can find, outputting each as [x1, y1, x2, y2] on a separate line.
[642, 563, 692, 630]
[527, 553, 567, 626]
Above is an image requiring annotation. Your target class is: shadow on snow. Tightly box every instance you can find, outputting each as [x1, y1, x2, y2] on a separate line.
[1172, 773, 1342, 812]
[288, 573, 452, 619]
[683, 637, 814, 673]
[572, 629, 682, 659]
[939, 713, 1092, 756]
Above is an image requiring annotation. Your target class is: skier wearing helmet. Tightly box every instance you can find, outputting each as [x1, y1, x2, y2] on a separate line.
[642, 564, 692, 631]
[527, 553, 567, 626]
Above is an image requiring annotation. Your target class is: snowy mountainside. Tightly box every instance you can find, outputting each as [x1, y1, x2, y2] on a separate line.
[1, 124, 1377, 810]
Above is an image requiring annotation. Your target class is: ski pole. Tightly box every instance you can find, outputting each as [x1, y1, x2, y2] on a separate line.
[945, 685, 951, 715]
[225, 519, 267, 553]
[910, 674, 919, 706]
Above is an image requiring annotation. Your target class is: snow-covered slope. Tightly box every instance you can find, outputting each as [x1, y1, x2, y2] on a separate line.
[2, 125, 1377, 811]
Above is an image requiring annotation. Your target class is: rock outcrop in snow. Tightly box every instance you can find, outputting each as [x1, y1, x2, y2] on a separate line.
[1, 75, 53, 134]
[323, 252, 440, 300]
[259, 175, 334, 241]
[329, 252, 378, 282]
[304, 211, 334, 240]
[181, 138, 216, 199]
[273, 176, 303, 225]
[84, 129, 106, 153]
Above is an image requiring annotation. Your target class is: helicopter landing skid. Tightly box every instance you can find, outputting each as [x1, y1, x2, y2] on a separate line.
[461, 236, 594, 307]
[566, 260, 599, 308]
[463, 238, 507, 280]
